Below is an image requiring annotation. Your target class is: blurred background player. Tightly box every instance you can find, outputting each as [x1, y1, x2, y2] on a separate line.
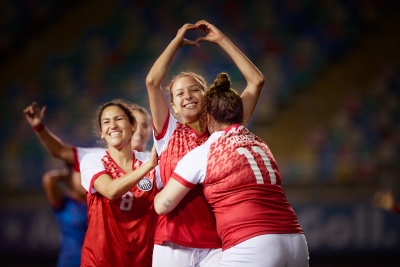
[40, 166, 87, 267]
[373, 190, 400, 215]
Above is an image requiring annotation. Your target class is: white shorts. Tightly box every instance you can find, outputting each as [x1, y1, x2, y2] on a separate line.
[220, 234, 309, 267]
[153, 242, 222, 267]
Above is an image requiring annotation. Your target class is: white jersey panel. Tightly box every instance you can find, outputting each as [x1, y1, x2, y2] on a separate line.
[80, 151, 107, 194]
[174, 131, 223, 184]
[153, 113, 178, 156]
[76, 147, 106, 163]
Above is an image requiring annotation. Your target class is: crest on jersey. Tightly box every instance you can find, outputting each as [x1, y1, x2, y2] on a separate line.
[137, 177, 153, 191]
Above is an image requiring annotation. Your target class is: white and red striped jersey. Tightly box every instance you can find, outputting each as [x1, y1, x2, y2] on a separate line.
[172, 124, 304, 251]
[80, 150, 161, 267]
[153, 112, 221, 248]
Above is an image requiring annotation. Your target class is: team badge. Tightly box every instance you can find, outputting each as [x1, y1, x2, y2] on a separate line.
[137, 177, 153, 191]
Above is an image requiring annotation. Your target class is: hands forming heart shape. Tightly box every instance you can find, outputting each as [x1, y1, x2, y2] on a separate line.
[177, 20, 225, 47]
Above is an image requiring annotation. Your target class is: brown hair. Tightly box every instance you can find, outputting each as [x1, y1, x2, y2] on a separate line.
[167, 71, 207, 102]
[200, 72, 243, 132]
[130, 103, 152, 124]
[92, 99, 137, 143]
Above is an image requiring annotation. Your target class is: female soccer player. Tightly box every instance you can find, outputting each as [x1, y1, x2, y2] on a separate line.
[146, 20, 265, 266]
[79, 99, 162, 267]
[23, 101, 154, 267]
[154, 73, 309, 267]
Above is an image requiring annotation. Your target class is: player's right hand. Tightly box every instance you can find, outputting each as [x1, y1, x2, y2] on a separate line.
[23, 101, 46, 127]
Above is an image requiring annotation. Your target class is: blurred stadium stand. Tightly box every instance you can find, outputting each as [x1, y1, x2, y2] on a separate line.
[0, 0, 399, 266]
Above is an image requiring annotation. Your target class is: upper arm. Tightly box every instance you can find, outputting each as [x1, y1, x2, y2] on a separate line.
[241, 80, 265, 126]
[154, 179, 192, 215]
[146, 76, 171, 134]
[215, 36, 265, 126]
[145, 38, 183, 134]
[80, 153, 106, 193]
[92, 173, 114, 197]
[39, 129, 76, 164]
[57, 145, 76, 165]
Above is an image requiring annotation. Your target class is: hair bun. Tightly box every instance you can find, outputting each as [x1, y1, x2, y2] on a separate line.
[214, 72, 231, 91]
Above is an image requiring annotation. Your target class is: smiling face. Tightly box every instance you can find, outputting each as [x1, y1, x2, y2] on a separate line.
[100, 105, 134, 150]
[170, 75, 205, 123]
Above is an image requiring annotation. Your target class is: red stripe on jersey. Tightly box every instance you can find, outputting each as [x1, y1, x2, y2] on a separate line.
[72, 147, 80, 172]
[154, 112, 170, 141]
[171, 173, 196, 189]
[88, 170, 108, 195]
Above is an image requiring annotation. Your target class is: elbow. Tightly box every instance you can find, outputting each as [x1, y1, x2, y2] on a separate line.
[107, 194, 119, 201]
[154, 195, 171, 215]
[251, 67, 265, 87]
[49, 149, 63, 159]
[255, 74, 265, 88]
[154, 203, 169, 215]
[103, 189, 122, 200]
[51, 146, 75, 165]
[145, 75, 158, 90]
[154, 206, 164, 215]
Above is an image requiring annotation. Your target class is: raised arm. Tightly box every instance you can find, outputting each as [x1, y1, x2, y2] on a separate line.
[195, 20, 265, 126]
[145, 23, 199, 133]
[23, 102, 75, 164]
